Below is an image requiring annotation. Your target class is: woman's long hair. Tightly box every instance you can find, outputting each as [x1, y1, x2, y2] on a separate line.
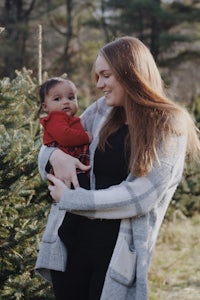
[97, 36, 200, 176]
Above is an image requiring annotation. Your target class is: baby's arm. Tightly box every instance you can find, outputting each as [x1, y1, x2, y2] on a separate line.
[42, 111, 91, 147]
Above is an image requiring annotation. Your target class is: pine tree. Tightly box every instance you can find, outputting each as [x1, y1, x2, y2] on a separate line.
[171, 95, 200, 218]
[0, 69, 53, 299]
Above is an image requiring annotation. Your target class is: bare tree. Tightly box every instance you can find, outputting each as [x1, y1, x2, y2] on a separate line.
[1, 0, 36, 78]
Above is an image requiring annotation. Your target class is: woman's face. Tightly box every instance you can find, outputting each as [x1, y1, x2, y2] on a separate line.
[95, 54, 127, 107]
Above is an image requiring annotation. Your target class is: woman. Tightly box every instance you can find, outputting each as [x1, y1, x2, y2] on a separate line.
[35, 36, 200, 300]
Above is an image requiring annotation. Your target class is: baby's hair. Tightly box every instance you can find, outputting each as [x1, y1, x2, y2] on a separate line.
[38, 76, 74, 115]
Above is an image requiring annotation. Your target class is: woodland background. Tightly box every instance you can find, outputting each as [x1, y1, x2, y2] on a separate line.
[0, 0, 200, 299]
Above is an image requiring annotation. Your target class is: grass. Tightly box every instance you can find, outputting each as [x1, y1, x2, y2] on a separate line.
[149, 213, 200, 300]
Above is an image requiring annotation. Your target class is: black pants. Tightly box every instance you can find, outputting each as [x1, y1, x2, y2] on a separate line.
[51, 174, 120, 300]
[51, 216, 120, 300]
[51, 244, 115, 300]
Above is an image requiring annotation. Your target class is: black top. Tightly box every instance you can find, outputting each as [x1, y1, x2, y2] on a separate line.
[94, 124, 130, 189]
[58, 125, 130, 250]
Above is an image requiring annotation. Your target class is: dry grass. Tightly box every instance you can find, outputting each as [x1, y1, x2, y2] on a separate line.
[149, 213, 200, 300]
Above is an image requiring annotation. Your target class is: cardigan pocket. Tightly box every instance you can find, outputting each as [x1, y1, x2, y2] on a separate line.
[41, 203, 66, 243]
[35, 204, 67, 279]
[109, 237, 136, 286]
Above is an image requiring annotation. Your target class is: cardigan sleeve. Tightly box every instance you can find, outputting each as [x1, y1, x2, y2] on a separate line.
[38, 145, 56, 180]
[58, 135, 187, 219]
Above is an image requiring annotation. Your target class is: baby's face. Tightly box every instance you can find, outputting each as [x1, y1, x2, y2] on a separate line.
[42, 81, 78, 117]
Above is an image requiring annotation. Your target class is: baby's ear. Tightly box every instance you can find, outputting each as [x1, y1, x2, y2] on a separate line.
[42, 102, 48, 112]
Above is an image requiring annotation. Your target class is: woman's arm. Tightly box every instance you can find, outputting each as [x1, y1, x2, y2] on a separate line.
[47, 159, 171, 219]
[38, 145, 56, 180]
[48, 136, 187, 219]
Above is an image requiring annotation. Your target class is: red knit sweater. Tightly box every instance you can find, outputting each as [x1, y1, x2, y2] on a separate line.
[40, 111, 90, 164]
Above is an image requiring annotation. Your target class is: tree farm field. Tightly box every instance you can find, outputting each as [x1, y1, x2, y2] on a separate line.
[149, 214, 200, 300]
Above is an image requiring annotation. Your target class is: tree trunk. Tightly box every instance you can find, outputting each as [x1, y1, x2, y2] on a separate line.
[2, 0, 35, 77]
[150, 0, 161, 61]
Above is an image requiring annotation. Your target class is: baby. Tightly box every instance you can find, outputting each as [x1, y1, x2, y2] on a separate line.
[39, 76, 92, 189]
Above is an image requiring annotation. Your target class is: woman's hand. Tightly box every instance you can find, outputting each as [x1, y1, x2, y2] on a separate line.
[47, 174, 67, 203]
[49, 149, 90, 188]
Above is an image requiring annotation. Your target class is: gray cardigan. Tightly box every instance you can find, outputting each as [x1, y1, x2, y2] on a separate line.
[35, 97, 187, 300]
